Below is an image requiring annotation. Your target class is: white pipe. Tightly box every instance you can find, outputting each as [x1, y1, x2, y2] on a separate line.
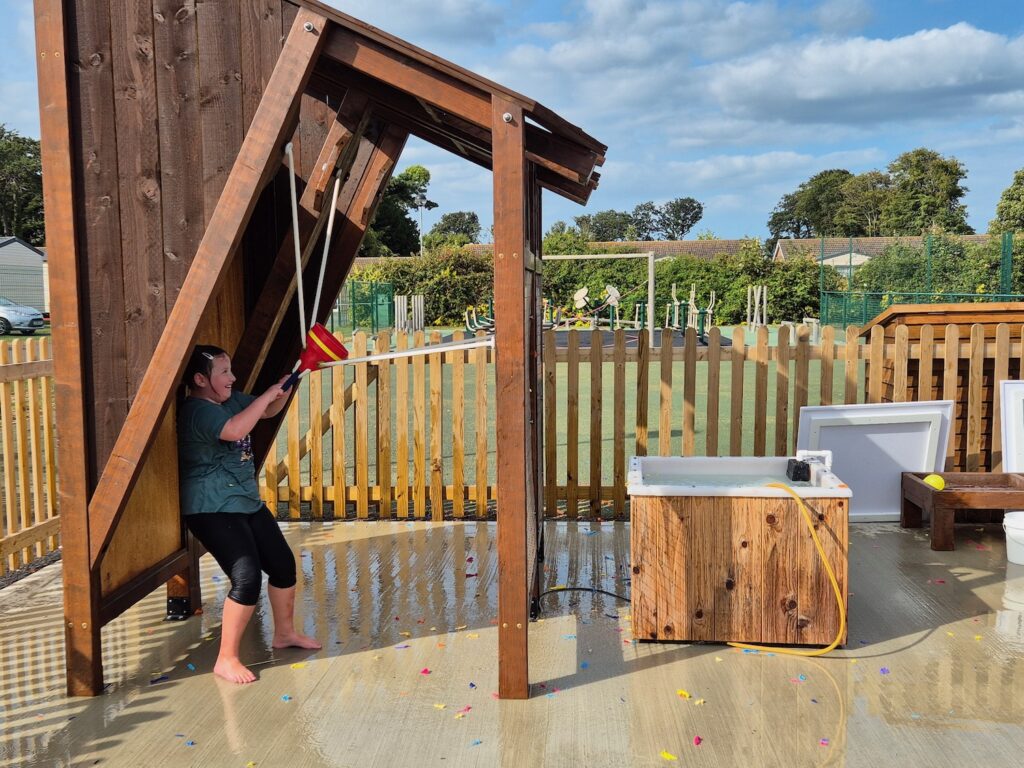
[309, 170, 342, 327]
[647, 251, 655, 346]
[284, 143, 307, 347]
[317, 335, 495, 367]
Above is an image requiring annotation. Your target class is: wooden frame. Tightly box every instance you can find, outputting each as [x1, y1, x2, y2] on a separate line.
[37, 0, 604, 699]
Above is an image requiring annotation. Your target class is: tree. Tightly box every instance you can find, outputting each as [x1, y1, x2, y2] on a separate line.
[423, 210, 481, 251]
[656, 196, 703, 240]
[574, 209, 633, 241]
[880, 148, 973, 235]
[766, 192, 813, 255]
[990, 168, 1024, 234]
[542, 221, 589, 254]
[629, 201, 659, 240]
[836, 170, 891, 236]
[362, 164, 437, 256]
[0, 125, 44, 245]
[796, 169, 853, 236]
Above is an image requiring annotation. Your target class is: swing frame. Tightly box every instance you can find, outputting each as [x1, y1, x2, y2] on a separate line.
[36, 0, 605, 699]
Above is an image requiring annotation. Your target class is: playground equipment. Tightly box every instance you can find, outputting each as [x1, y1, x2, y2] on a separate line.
[686, 284, 716, 337]
[571, 284, 621, 329]
[746, 285, 768, 332]
[464, 303, 496, 333]
[395, 294, 425, 332]
[283, 322, 349, 390]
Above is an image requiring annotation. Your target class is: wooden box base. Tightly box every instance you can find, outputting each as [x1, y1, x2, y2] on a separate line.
[631, 495, 848, 646]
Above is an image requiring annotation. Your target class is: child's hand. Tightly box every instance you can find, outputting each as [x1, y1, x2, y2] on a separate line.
[264, 377, 288, 402]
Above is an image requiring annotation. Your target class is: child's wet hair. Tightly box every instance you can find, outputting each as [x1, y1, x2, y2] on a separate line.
[183, 345, 228, 389]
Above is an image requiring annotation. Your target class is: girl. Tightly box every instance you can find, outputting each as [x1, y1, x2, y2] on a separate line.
[178, 345, 321, 684]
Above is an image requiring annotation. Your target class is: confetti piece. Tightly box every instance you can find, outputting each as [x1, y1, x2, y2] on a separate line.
[552, 584, 567, 590]
[798, 674, 807, 681]
[465, 573, 478, 578]
[850, 659, 858, 664]
[373, 655, 382, 660]
[660, 750, 678, 761]
[456, 625, 467, 631]
[469, 682, 477, 689]
[946, 631, 955, 637]
[247, 762, 257, 767]
[281, 695, 292, 702]
[149, 675, 169, 685]
[693, 736, 703, 746]
[562, 634, 577, 640]
[935, 579, 946, 584]
[420, 668, 431, 675]
[676, 689, 691, 699]
[437, 642, 446, 648]
[431, 627, 438, 631]
[470, 740, 483, 747]
[810, 698, 818, 704]
[491, 692, 500, 699]
[467, 556, 474, 563]
[974, 635, 983, 641]
[395, 644, 411, 650]
[467, 633, 480, 639]
[186, 740, 196, 747]
[434, 703, 446, 710]
[714, 657, 723, 662]
[880, 667, 890, 675]
[605, 613, 620, 619]
[290, 662, 307, 670]
[186, 664, 196, 672]
[819, 738, 830, 747]
[580, 661, 589, 669]
[400, 631, 412, 637]
[694, 698, 706, 706]
[584, 530, 599, 536]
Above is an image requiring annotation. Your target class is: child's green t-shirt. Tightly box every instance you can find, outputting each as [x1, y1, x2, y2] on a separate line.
[178, 392, 262, 514]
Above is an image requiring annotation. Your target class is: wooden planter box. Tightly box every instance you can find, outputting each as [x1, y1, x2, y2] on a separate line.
[631, 494, 848, 646]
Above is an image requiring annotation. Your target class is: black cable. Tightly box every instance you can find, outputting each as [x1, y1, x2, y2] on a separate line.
[538, 586, 630, 602]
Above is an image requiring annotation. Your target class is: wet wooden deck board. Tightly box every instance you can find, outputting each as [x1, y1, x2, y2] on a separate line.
[2, 521, 1024, 767]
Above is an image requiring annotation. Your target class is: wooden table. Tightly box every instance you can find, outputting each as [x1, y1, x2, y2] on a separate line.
[900, 472, 1024, 551]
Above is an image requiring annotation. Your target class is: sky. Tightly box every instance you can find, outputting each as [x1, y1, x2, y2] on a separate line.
[3, 0, 1024, 241]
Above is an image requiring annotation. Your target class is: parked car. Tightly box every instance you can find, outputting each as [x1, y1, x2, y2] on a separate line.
[0, 296, 45, 335]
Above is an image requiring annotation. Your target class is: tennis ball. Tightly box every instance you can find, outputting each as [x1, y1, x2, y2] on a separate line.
[923, 473, 945, 491]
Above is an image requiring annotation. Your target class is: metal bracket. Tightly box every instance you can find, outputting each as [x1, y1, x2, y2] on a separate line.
[165, 597, 192, 621]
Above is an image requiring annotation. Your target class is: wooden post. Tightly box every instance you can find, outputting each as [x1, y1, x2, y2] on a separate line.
[35, 0, 103, 696]
[492, 97, 530, 699]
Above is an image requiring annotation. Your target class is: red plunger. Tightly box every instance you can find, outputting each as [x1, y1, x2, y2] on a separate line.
[283, 323, 349, 390]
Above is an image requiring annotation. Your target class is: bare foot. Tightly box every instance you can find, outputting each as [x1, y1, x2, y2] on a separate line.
[214, 657, 257, 684]
[272, 632, 322, 650]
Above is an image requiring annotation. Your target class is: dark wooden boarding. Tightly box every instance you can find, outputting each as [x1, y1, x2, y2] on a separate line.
[34, 0, 605, 699]
[901, 472, 1024, 551]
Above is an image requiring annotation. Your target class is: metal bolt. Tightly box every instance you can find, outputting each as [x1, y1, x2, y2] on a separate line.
[502, 622, 508, 628]
[516, 623, 522, 629]
[502, 112, 513, 123]
[303, 21, 315, 32]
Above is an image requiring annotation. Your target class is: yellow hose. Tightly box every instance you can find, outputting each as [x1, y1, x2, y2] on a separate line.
[727, 482, 846, 657]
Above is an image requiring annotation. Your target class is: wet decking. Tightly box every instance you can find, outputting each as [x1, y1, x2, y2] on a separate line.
[2, 520, 1024, 767]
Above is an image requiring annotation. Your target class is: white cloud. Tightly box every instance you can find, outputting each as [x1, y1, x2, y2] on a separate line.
[707, 23, 1024, 125]
[812, 0, 872, 34]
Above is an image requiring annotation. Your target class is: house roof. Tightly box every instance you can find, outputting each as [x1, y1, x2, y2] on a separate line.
[0, 236, 46, 258]
[300, 0, 606, 204]
[463, 239, 756, 261]
[773, 235, 993, 261]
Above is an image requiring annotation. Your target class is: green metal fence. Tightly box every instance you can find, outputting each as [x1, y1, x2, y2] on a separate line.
[820, 291, 1024, 327]
[328, 281, 394, 333]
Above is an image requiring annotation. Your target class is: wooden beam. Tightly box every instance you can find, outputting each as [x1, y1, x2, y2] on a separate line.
[34, 0, 102, 696]
[312, 62, 601, 192]
[251, 122, 408, 467]
[86, 8, 328, 567]
[323, 26, 492, 129]
[233, 90, 373, 391]
[492, 96, 531, 700]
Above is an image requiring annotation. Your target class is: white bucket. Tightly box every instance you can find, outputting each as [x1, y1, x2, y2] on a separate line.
[1004, 512, 1024, 566]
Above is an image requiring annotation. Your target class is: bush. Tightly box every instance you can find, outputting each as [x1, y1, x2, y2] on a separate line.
[351, 247, 493, 326]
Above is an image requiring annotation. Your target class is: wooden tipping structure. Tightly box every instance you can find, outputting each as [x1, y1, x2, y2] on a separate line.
[34, 0, 605, 699]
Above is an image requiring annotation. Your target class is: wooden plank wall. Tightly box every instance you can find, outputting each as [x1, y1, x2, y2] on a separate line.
[257, 323, 1024, 521]
[62, 1, 312, 590]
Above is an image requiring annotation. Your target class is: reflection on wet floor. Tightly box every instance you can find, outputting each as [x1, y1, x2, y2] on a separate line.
[1, 520, 1024, 767]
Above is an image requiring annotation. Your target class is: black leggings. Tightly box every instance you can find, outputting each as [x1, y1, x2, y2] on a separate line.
[184, 506, 296, 606]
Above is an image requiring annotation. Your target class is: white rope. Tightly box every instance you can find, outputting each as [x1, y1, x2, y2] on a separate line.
[284, 143, 307, 347]
[309, 169, 342, 327]
[317, 335, 494, 368]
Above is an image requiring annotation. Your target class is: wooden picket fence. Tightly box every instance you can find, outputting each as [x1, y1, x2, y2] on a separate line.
[2, 321, 1021, 569]
[0, 338, 59, 576]
[258, 322, 1023, 521]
